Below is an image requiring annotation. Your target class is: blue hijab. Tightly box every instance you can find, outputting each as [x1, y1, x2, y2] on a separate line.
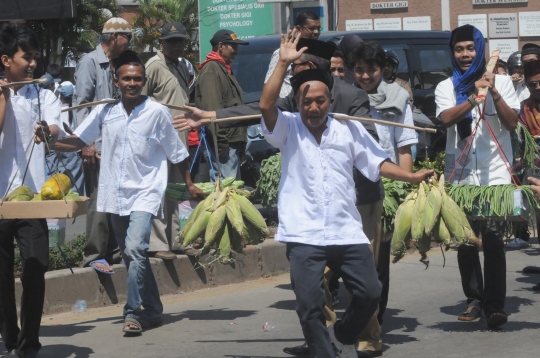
[449, 25, 486, 139]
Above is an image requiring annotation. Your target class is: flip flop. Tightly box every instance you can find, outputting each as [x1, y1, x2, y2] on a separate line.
[89, 259, 114, 275]
[458, 302, 482, 321]
[123, 317, 142, 335]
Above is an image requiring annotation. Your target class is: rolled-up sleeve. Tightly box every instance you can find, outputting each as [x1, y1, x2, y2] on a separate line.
[73, 105, 103, 146]
[261, 109, 291, 150]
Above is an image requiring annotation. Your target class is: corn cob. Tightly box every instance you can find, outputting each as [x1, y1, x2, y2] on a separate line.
[231, 192, 268, 236]
[229, 225, 244, 253]
[209, 186, 232, 212]
[424, 182, 442, 235]
[411, 183, 427, 241]
[222, 177, 236, 188]
[244, 220, 265, 244]
[177, 194, 214, 243]
[231, 180, 245, 189]
[433, 217, 451, 245]
[391, 191, 417, 261]
[218, 222, 232, 262]
[183, 209, 212, 246]
[441, 193, 470, 244]
[416, 233, 432, 254]
[225, 198, 246, 238]
[203, 206, 227, 249]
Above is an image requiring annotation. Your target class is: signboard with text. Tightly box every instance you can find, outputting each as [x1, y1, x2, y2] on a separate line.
[346, 19, 373, 31]
[488, 39, 518, 61]
[370, 1, 408, 9]
[458, 14, 488, 38]
[374, 18, 401, 31]
[403, 16, 431, 31]
[519, 11, 540, 37]
[473, 0, 527, 4]
[488, 13, 517, 38]
[198, 0, 274, 62]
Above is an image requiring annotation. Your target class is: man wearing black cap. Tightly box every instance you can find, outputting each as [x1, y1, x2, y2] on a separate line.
[436, 25, 520, 328]
[258, 30, 433, 358]
[195, 29, 249, 180]
[143, 22, 191, 261]
[522, 43, 540, 63]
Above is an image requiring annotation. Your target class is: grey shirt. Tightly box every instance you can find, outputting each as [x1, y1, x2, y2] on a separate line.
[73, 44, 115, 151]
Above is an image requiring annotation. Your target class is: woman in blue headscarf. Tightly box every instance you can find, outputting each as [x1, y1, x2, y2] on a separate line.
[434, 24, 520, 329]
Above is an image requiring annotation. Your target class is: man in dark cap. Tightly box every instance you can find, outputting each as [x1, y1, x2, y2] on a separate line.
[195, 29, 249, 180]
[258, 30, 433, 358]
[143, 22, 191, 261]
[43, 50, 204, 336]
[522, 43, 540, 63]
[435, 24, 520, 328]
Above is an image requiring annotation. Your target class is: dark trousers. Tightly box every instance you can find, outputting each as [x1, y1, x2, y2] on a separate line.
[377, 241, 391, 325]
[457, 229, 506, 315]
[82, 164, 121, 267]
[0, 219, 48, 354]
[287, 243, 381, 358]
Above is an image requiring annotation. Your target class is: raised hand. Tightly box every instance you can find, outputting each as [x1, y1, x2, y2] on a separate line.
[278, 29, 308, 65]
[172, 105, 207, 132]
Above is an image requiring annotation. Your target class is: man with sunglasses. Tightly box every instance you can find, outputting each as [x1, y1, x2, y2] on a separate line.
[73, 17, 133, 275]
[265, 10, 322, 98]
[143, 22, 191, 261]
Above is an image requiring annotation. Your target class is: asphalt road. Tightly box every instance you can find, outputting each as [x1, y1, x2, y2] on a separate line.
[2, 243, 539, 358]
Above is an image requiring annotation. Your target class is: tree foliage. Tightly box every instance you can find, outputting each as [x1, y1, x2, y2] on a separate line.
[27, 0, 121, 72]
[133, 0, 199, 63]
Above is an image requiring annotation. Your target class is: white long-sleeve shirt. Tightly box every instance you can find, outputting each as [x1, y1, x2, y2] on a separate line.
[73, 97, 188, 217]
[261, 110, 389, 246]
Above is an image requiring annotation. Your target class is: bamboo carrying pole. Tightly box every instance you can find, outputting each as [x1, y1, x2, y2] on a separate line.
[0, 78, 48, 88]
[62, 99, 191, 113]
[475, 49, 501, 104]
[197, 113, 438, 133]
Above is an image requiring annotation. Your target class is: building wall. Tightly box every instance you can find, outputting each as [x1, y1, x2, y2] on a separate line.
[338, 0, 540, 58]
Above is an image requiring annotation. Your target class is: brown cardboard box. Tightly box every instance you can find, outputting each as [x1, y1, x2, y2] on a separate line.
[0, 197, 88, 219]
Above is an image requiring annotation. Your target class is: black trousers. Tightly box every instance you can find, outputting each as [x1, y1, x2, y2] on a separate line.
[287, 243, 381, 358]
[457, 228, 506, 315]
[0, 219, 48, 354]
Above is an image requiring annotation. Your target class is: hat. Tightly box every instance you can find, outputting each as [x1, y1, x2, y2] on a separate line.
[161, 22, 188, 40]
[297, 38, 336, 61]
[210, 30, 249, 47]
[451, 25, 475, 45]
[39, 74, 54, 88]
[524, 60, 540, 79]
[56, 83, 74, 97]
[291, 69, 334, 95]
[522, 43, 540, 58]
[102, 17, 132, 34]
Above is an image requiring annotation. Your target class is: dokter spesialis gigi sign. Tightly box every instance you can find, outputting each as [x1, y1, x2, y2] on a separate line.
[472, 0, 527, 4]
[370, 1, 408, 10]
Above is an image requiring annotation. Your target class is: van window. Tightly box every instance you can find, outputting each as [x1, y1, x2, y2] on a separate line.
[231, 50, 274, 103]
[411, 45, 452, 90]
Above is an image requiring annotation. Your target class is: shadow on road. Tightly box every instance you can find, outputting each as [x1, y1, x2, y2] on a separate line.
[274, 283, 292, 290]
[165, 308, 258, 322]
[439, 295, 535, 318]
[267, 300, 296, 311]
[382, 308, 421, 334]
[39, 344, 94, 358]
[428, 319, 540, 332]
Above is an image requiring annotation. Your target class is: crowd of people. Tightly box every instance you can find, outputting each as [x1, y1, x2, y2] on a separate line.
[1, 10, 540, 358]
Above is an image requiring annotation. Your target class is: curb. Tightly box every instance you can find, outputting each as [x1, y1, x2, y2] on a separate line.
[15, 239, 289, 316]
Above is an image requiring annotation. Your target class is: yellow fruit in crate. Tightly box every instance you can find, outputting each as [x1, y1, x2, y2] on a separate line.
[41, 174, 71, 200]
[7, 186, 34, 202]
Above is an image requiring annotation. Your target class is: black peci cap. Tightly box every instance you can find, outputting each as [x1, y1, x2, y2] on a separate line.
[297, 38, 336, 60]
[291, 69, 334, 95]
[160, 22, 188, 40]
[522, 43, 540, 58]
[210, 30, 249, 46]
[451, 24, 475, 45]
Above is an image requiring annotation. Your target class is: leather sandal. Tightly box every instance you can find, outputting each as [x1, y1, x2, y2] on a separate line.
[487, 311, 508, 328]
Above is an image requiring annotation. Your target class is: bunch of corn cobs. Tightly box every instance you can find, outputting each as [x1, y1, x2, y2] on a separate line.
[176, 177, 268, 264]
[391, 174, 480, 265]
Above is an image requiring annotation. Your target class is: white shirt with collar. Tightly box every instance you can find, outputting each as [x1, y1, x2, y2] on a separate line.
[261, 110, 389, 246]
[73, 97, 189, 217]
[516, 81, 530, 102]
[0, 85, 62, 196]
[435, 74, 520, 186]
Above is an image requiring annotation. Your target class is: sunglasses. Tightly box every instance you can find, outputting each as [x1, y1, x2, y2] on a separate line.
[527, 81, 540, 89]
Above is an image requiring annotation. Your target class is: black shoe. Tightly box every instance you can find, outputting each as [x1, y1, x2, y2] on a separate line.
[5, 350, 18, 357]
[283, 342, 310, 357]
[357, 349, 383, 358]
[21, 349, 40, 358]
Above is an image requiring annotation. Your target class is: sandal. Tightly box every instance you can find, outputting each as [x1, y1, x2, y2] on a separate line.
[487, 311, 508, 328]
[458, 302, 482, 321]
[89, 259, 114, 275]
[123, 317, 143, 335]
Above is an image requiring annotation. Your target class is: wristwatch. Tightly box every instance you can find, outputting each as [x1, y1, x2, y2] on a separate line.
[467, 94, 477, 107]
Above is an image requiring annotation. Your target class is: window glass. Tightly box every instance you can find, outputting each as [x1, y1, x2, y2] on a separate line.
[412, 45, 453, 90]
[383, 45, 409, 82]
[231, 50, 274, 103]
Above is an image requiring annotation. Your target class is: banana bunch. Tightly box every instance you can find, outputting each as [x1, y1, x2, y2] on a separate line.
[391, 174, 479, 264]
[177, 178, 268, 264]
[166, 177, 245, 201]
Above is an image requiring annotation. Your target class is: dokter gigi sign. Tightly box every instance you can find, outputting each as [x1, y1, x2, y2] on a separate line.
[370, 1, 408, 10]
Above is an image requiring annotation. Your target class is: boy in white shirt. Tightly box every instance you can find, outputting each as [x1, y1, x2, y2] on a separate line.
[0, 23, 63, 358]
[45, 51, 204, 336]
[259, 30, 433, 358]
